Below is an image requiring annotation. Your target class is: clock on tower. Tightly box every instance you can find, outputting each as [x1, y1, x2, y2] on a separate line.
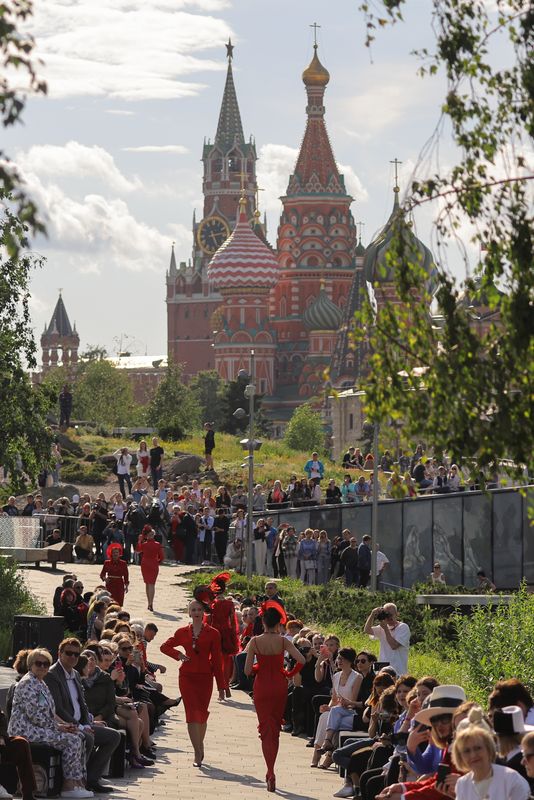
[197, 215, 231, 255]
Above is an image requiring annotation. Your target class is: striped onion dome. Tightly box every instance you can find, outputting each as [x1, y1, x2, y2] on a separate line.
[207, 203, 278, 290]
[303, 288, 343, 331]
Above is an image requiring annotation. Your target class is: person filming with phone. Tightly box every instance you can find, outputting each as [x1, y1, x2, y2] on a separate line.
[364, 603, 411, 676]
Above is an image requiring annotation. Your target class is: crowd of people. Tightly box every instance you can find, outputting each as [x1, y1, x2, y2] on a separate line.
[184, 577, 534, 799]
[0, 572, 180, 800]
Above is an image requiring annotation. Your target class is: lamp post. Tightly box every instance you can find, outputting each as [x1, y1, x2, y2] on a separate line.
[370, 420, 379, 592]
[234, 350, 257, 580]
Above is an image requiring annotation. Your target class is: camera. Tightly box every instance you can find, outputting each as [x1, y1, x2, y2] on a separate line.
[376, 609, 389, 621]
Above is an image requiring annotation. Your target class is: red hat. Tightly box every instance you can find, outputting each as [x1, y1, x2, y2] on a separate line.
[106, 542, 123, 559]
[141, 524, 152, 535]
[193, 585, 215, 610]
[260, 599, 287, 627]
[209, 572, 231, 594]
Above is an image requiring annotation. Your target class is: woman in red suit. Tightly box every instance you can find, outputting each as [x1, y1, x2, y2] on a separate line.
[137, 525, 164, 611]
[160, 589, 225, 767]
[245, 601, 305, 792]
[99, 543, 129, 606]
[207, 572, 239, 697]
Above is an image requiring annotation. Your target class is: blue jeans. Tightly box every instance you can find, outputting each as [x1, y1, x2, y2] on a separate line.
[333, 738, 374, 770]
[326, 705, 356, 733]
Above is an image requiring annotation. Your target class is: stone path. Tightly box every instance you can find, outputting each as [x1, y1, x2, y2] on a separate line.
[23, 563, 338, 800]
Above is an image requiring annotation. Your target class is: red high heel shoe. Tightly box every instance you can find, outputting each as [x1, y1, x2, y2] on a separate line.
[266, 774, 276, 792]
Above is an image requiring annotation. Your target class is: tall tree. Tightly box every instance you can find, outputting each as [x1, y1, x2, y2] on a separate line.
[0, 0, 47, 256]
[0, 199, 50, 484]
[354, 0, 533, 478]
[189, 370, 227, 429]
[284, 404, 326, 454]
[146, 365, 200, 440]
[73, 361, 138, 427]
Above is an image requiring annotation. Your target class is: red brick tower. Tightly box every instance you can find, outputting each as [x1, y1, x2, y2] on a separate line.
[269, 42, 357, 416]
[41, 292, 79, 374]
[167, 40, 258, 377]
[207, 196, 278, 394]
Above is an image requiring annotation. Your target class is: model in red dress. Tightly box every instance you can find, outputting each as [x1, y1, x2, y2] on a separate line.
[137, 526, 164, 611]
[99, 544, 129, 606]
[244, 601, 305, 792]
[207, 573, 239, 696]
[160, 596, 224, 767]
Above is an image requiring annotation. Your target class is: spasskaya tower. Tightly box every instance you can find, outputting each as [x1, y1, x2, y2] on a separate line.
[166, 40, 258, 376]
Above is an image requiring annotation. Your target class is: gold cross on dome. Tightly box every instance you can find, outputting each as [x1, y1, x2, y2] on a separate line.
[310, 22, 321, 47]
[390, 157, 402, 191]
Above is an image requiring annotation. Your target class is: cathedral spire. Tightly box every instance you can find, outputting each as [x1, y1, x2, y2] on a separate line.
[285, 41, 347, 197]
[214, 39, 245, 153]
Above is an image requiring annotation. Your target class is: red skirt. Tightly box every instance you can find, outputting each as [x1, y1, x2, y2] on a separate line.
[140, 561, 159, 585]
[179, 671, 213, 724]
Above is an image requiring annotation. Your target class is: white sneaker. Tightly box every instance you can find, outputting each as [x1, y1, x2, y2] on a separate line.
[333, 786, 354, 798]
[61, 790, 94, 798]
[0, 784, 13, 799]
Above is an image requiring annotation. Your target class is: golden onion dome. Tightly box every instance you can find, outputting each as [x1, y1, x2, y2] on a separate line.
[302, 45, 330, 87]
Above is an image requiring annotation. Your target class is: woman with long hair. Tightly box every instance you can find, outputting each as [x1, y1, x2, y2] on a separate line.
[206, 573, 239, 697]
[136, 441, 149, 478]
[160, 590, 224, 767]
[136, 525, 164, 612]
[245, 601, 305, 792]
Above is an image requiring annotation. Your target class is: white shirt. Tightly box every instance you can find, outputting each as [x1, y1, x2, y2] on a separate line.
[370, 621, 410, 675]
[61, 664, 82, 722]
[309, 461, 321, 479]
[376, 551, 390, 573]
[455, 764, 530, 800]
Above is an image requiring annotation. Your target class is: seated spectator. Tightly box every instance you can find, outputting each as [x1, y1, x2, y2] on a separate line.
[404, 472, 418, 497]
[397, 449, 411, 474]
[476, 570, 496, 592]
[430, 562, 446, 585]
[364, 453, 374, 470]
[74, 526, 94, 562]
[289, 480, 306, 505]
[44, 637, 121, 794]
[341, 474, 357, 503]
[325, 479, 342, 504]
[310, 479, 322, 504]
[0, 700, 36, 800]
[59, 588, 86, 637]
[412, 458, 433, 489]
[342, 447, 357, 468]
[489, 679, 534, 726]
[493, 705, 534, 784]
[45, 527, 62, 547]
[53, 574, 77, 616]
[86, 599, 107, 641]
[8, 647, 92, 798]
[286, 638, 321, 737]
[386, 472, 406, 499]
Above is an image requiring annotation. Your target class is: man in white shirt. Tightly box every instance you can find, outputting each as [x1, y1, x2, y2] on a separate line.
[363, 602, 410, 675]
[376, 545, 390, 590]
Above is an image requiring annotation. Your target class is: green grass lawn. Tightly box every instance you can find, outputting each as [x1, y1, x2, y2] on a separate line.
[70, 429, 387, 490]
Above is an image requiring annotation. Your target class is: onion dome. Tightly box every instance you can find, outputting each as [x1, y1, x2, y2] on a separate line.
[303, 288, 343, 331]
[207, 199, 278, 290]
[302, 44, 330, 87]
[363, 189, 435, 287]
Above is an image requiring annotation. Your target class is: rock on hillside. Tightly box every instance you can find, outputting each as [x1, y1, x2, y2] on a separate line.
[163, 455, 204, 479]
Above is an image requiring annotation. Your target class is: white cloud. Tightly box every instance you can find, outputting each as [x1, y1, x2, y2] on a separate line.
[27, 0, 233, 101]
[122, 145, 189, 154]
[105, 109, 135, 116]
[257, 143, 368, 217]
[16, 141, 141, 193]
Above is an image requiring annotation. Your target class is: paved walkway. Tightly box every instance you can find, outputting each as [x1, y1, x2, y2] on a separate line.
[23, 563, 338, 800]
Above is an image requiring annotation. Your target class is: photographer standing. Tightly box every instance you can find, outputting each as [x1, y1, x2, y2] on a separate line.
[363, 602, 411, 675]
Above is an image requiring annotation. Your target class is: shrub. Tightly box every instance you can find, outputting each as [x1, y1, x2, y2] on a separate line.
[0, 559, 45, 660]
[451, 583, 534, 704]
[61, 461, 108, 484]
[284, 404, 325, 454]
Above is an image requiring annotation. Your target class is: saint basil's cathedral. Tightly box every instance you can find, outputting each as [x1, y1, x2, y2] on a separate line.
[166, 40, 436, 433]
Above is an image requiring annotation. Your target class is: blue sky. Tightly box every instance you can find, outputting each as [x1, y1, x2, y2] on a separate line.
[9, 0, 480, 358]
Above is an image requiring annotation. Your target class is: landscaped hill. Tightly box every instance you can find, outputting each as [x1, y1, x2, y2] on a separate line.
[62, 430, 376, 490]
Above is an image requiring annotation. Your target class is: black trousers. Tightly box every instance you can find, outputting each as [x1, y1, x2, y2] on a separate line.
[292, 685, 317, 736]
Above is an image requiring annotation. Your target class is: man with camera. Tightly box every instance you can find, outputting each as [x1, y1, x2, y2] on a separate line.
[364, 602, 411, 675]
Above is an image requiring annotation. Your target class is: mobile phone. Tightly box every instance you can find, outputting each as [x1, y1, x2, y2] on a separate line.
[391, 732, 409, 746]
[436, 762, 450, 785]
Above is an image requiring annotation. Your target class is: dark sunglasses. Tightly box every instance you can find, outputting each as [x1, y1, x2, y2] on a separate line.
[33, 660, 50, 668]
[430, 713, 453, 725]
[63, 650, 80, 658]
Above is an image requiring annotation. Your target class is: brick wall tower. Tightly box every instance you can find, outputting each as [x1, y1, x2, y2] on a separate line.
[207, 196, 278, 395]
[166, 40, 258, 377]
[269, 42, 358, 415]
[41, 292, 79, 374]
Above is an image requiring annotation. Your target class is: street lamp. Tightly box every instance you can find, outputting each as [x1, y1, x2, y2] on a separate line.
[232, 350, 260, 579]
[370, 421, 379, 592]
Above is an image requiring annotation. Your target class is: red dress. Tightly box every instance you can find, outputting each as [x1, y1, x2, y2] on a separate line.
[138, 539, 164, 584]
[209, 597, 239, 689]
[160, 623, 224, 723]
[100, 559, 129, 606]
[253, 644, 288, 779]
